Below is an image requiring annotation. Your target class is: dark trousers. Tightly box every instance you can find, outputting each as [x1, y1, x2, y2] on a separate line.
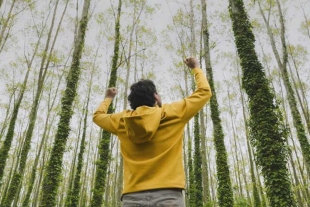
[122, 188, 185, 207]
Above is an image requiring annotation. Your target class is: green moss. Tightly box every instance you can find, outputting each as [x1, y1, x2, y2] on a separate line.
[194, 114, 203, 206]
[90, 0, 122, 206]
[40, 1, 90, 205]
[228, 0, 296, 206]
[65, 105, 88, 207]
[205, 52, 234, 207]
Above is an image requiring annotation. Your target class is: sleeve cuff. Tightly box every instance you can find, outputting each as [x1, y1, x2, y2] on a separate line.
[192, 68, 203, 74]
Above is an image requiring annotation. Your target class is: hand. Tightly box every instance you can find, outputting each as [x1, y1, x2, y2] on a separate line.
[105, 87, 117, 99]
[184, 57, 199, 69]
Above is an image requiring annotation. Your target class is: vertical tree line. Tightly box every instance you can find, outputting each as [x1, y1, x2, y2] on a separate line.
[0, 0, 309, 206]
[40, 0, 91, 205]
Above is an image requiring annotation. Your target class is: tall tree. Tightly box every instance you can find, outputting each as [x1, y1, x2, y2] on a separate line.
[235, 53, 262, 207]
[201, 0, 234, 206]
[90, 0, 122, 206]
[0, 12, 46, 183]
[0, 69, 30, 185]
[228, 0, 296, 206]
[189, 1, 204, 206]
[65, 91, 89, 207]
[40, 0, 91, 205]
[258, 0, 310, 176]
[65, 46, 98, 207]
[1, 1, 68, 205]
[0, 0, 17, 54]
[22, 67, 67, 206]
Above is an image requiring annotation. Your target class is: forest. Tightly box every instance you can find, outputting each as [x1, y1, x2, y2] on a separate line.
[0, 0, 309, 206]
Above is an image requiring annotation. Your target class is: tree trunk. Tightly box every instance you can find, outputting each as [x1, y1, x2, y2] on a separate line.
[287, 57, 310, 135]
[0, 0, 17, 54]
[202, 0, 234, 206]
[258, 0, 310, 177]
[228, 0, 296, 206]
[40, 0, 91, 205]
[90, 0, 122, 206]
[199, 108, 211, 205]
[2, 1, 64, 205]
[66, 51, 97, 207]
[0, 68, 30, 183]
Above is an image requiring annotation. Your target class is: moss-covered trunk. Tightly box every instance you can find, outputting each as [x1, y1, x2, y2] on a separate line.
[65, 102, 89, 207]
[259, 0, 310, 176]
[193, 114, 203, 206]
[2, 2, 63, 206]
[201, 0, 234, 206]
[65, 48, 97, 207]
[90, 0, 122, 206]
[39, 0, 91, 205]
[228, 0, 296, 206]
[0, 68, 30, 183]
[236, 55, 262, 207]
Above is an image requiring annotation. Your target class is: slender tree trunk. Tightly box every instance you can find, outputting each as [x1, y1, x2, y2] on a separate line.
[288, 147, 304, 207]
[238, 139, 252, 205]
[40, 0, 91, 205]
[187, 125, 195, 207]
[202, 1, 233, 206]
[193, 114, 203, 206]
[188, 1, 204, 205]
[226, 84, 244, 198]
[228, 0, 296, 206]
[90, 0, 122, 206]
[65, 51, 97, 207]
[79, 126, 93, 206]
[300, 5, 310, 40]
[287, 58, 310, 135]
[2, 1, 63, 205]
[276, 65, 310, 206]
[0, 0, 17, 54]
[199, 108, 211, 205]
[0, 68, 30, 183]
[258, 0, 310, 177]
[22, 71, 65, 206]
[33, 130, 53, 206]
[0, 88, 15, 141]
[0, 131, 23, 202]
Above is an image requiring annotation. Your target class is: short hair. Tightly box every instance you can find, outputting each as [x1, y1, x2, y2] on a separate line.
[128, 79, 157, 110]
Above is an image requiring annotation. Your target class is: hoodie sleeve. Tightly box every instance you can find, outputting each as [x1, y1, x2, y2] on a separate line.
[170, 68, 212, 122]
[93, 98, 124, 135]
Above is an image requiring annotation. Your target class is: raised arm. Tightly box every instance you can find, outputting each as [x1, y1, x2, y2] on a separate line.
[93, 87, 123, 134]
[170, 57, 212, 122]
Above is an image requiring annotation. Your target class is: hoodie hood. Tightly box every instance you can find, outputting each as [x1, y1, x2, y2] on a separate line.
[123, 106, 162, 144]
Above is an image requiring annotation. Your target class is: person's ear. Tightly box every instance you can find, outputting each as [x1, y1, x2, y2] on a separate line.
[154, 93, 159, 101]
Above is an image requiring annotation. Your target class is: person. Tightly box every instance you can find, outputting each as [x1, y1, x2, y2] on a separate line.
[93, 57, 212, 207]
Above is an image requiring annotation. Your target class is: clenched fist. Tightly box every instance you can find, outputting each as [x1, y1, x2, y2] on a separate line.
[184, 57, 199, 69]
[105, 87, 117, 99]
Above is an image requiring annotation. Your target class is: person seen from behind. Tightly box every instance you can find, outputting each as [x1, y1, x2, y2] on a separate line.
[93, 57, 212, 207]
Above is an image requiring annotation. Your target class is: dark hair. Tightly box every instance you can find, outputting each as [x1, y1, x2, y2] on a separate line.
[128, 79, 157, 110]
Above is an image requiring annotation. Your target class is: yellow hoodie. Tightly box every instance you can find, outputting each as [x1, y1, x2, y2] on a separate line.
[93, 68, 212, 195]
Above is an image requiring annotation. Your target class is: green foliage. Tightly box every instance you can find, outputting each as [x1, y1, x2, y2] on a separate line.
[65, 104, 89, 207]
[91, 127, 112, 207]
[1, 173, 21, 206]
[90, 0, 122, 206]
[234, 196, 251, 207]
[205, 48, 234, 207]
[193, 114, 203, 207]
[0, 69, 30, 184]
[228, 0, 296, 206]
[201, 1, 234, 205]
[22, 168, 36, 207]
[188, 132, 195, 207]
[40, 0, 91, 205]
